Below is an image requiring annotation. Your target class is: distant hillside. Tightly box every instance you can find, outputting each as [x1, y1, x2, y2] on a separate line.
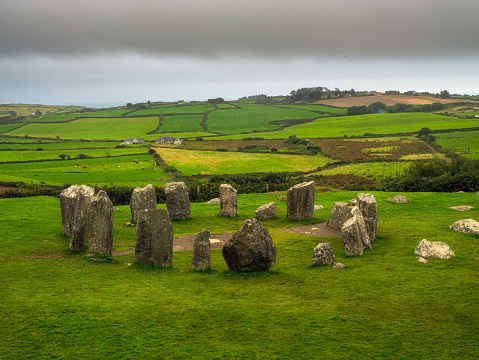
[315, 94, 477, 107]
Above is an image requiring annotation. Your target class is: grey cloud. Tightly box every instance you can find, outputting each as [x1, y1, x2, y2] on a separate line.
[1, 0, 479, 59]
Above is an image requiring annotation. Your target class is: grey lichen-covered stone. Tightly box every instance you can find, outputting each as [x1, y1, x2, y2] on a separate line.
[130, 184, 157, 222]
[69, 190, 91, 252]
[387, 195, 410, 203]
[88, 190, 113, 257]
[449, 219, 479, 234]
[222, 218, 276, 272]
[255, 202, 276, 220]
[356, 193, 378, 242]
[135, 208, 173, 267]
[287, 181, 315, 220]
[165, 182, 191, 219]
[341, 214, 371, 256]
[220, 184, 237, 217]
[327, 202, 357, 230]
[206, 198, 220, 205]
[311, 243, 335, 266]
[60, 185, 94, 237]
[190, 230, 211, 271]
[414, 239, 455, 259]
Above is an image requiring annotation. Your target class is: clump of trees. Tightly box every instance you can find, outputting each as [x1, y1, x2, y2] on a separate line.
[347, 101, 445, 115]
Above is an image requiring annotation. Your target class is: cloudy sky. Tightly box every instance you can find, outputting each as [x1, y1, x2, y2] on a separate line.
[1, 0, 478, 107]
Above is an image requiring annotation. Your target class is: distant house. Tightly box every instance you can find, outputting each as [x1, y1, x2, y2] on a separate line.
[156, 137, 182, 145]
[377, 109, 386, 114]
[124, 138, 144, 145]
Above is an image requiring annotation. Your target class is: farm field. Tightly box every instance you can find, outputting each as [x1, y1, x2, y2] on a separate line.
[0, 104, 73, 115]
[0, 123, 24, 133]
[5, 117, 159, 140]
[28, 109, 133, 123]
[159, 115, 204, 133]
[155, 148, 332, 175]
[435, 130, 479, 159]
[0, 154, 168, 187]
[315, 162, 410, 180]
[316, 94, 478, 107]
[0, 141, 144, 151]
[155, 132, 215, 139]
[1, 191, 478, 359]
[129, 104, 214, 116]
[272, 104, 347, 114]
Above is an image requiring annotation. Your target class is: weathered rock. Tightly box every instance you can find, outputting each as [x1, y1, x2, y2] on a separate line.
[60, 185, 94, 237]
[333, 262, 346, 269]
[287, 181, 315, 220]
[220, 184, 237, 217]
[190, 230, 211, 271]
[69, 190, 91, 251]
[327, 202, 357, 229]
[130, 184, 157, 222]
[449, 219, 479, 234]
[449, 206, 474, 211]
[416, 256, 429, 264]
[341, 214, 371, 256]
[88, 190, 113, 257]
[206, 198, 220, 205]
[314, 205, 324, 211]
[387, 195, 410, 203]
[277, 195, 287, 200]
[165, 182, 191, 219]
[125, 222, 135, 227]
[356, 193, 378, 242]
[255, 202, 276, 220]
[135, 209, 173, 267]
[311, 243, 335, 266]
[414, 239, 455, 259]
[222, 218, 276, 272]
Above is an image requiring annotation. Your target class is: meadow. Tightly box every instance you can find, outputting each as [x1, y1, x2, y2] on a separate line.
[435, 131, 479, 160]
[315, 162, 410, 180]
[0, 191, 478, 359]
[0, 141, 144, 151]
[159, 115, 204, 133]
[0, 123, 24, 133]
[129, 104, 214, 116]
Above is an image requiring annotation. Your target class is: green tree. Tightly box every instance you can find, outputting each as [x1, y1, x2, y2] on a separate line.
[440, 90, 450, 99]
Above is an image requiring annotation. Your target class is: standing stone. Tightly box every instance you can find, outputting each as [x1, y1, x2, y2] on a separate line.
[220, 184, 237, 217]
[287, 181, 315, 220]
[255, 202, 276, 220]
[130, 184, 157, 222]
[69, 190, 91, 252]
[414, 239, 455, 259]
[165, 182, 191, 219]
[88, 190, 113, 257]
[60, 185, 94, 237]
[222, 219, 276, 272]
[341, 213, 371, 256]
[327, 202, 357, 229]
[190, 230, 211, 271]
[356, 193, 378, 242]
[135, 209, 173, 267]
[311, 243, 335, 266]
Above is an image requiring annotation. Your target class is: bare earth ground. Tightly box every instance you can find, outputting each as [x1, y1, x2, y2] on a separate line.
[0, 186, 17, 192]
[315, 94, 476, 107]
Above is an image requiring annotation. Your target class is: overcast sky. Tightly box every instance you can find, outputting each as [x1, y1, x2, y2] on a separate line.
[1, 0, 478, 106]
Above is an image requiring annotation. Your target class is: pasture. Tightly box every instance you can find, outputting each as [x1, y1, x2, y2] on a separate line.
[435, 130, 479, 159]
[0, 191, 478, 359]
[129, 104, 214, 116]
[159, 115, 204, 133]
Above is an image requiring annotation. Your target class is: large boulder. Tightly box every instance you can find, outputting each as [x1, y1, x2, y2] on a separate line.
[88, 190, 113, 257]
[222, 219, 276, 272]
[60, 185, 94, 237]
[69, 190, 92, 252]
[135, 209, 173, 267]
[190, 230, 211, 271]
[311, 243, 335, 266]
[356, 193, 378, 242]
[165, 182, 191, 219]
[449, 219, 479, 234]
[414, 239, 455, 259]
[130, 184, 157, 222]
[220, 184, 237, 217]
[341, 213, 371, 256]
[287, 181, 315, 220]
[327, 202, 357, 230]
[255, 202, 276, 220]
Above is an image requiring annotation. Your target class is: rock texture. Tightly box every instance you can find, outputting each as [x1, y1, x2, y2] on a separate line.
[255, 202, 276, 220]
[69, 189, 92, 251]
[287, 181, 315, 220]
[60, 185, 94, 237]
[414, 239, 455, 259]
[449, 206, 474, 211]
[190, 230, 211, 271]
[314, 205, 324, 211]
[327, 202, 357, 230]
[333, 262, 346, 269]
[311, 243, 335, 266]
[222, 219, 276, 272]
[135, 209, 173, 266]
[165, 182, 191, 219]
[130, 184, 157, 222]
[416, 256, 429, 264]
[341, 212, 371, 256]
[449, 219, 479, 234]
[220, 184, 237, 217]
[356, 193, 378, 242]
[88, 190, 113, 257]
[387, 195, 410, 203]
[206, 198, 220, 205]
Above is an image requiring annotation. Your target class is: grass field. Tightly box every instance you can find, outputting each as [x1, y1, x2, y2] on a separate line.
[316, 162, 411, 179]
[28, 109, 133, 123]
[435, 130, 479, 159]
[6, 117, 159, 140]
[129, 104, 214, 116]
[0, 191, 478, 359]
[155, 148, 332, 175]
[159, 115, 204, 133]
[316, 94, 478, 107]
[0, 154, 168, 187]
[0, 123, 24, 133]
[272, 104, 347, 114]
[0, 142, 144, 151]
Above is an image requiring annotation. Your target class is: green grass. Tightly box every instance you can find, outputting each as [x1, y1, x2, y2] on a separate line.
[0, 191, 478, 359]
[155, 132, 216, 139]
[0, 142, 144, 151]
[129, 104, 214, 116]
[435, 130, 479, 159]
[0, 154, 168, 187]
[207, 104, 320, 134]
[212, 113, 479, 139]
[272, 104, 347, 114]
[0, 123, 24, 133]
[315, 162, 411, 179]
[156, 148, 333, 175]
[159, 115, 204, 133]
[6, 117, 159, 140]
[28, 109, 132, 123]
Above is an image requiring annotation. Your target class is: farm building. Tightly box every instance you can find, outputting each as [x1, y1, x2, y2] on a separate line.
[156, 137, 182, 145]
[124, 138, 145, 145]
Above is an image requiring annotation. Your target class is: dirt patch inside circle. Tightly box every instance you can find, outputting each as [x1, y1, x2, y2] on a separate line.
[283, 222, 342, 237]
